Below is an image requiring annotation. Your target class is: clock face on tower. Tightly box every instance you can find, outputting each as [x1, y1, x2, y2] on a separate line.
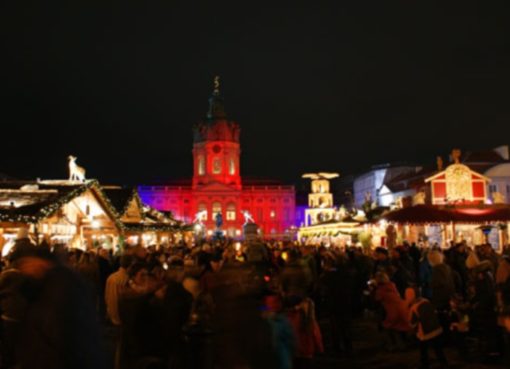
[212, 145, 222, 154]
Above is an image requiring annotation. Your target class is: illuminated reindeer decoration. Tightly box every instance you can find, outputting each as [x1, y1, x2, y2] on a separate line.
[68, 155, 86, 182]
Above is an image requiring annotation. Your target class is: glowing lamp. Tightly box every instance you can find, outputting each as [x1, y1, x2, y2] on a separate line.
[2, 240, 15, 257]
[91, 220, 100, 229]
[281, 251, 288, 262]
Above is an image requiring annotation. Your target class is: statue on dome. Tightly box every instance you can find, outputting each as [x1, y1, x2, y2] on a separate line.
[451, 149, 462, 164]
[436, 156, 444, 171]
[213, 75, 220, 94]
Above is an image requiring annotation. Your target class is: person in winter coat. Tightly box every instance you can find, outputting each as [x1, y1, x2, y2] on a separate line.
[280, 250, 313, 301]
[286, 297, 323, 369]
[318, 256, 353, 354]
[466, 252, 503, 359]
[390, 247, 416, 297]
[449, 243, 469, 290]
[428, 250, 455, 310]
[405, 288, 448, 369]
[14, 244, 105, 369]
[373, 247, 392, 276]
[419, 251, 433, 300]
[373, 272, 411, 350]
[496, 256, 510, 327]
[262, 295, 296, 369]
[0, 260, 30, 368]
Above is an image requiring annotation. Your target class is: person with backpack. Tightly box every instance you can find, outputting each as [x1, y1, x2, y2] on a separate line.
[405, 287, 448, 369]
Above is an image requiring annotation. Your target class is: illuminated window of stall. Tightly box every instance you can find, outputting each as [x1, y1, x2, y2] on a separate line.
[270, 210, 276, 219]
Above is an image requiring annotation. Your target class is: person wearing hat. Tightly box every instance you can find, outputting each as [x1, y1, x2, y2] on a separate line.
[244, 223, 269, 264]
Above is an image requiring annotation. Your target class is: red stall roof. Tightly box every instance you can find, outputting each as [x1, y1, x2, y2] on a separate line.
[383, 205, 510, 224]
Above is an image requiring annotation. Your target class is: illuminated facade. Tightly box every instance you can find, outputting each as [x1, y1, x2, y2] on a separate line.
[139, 81, 296, 238]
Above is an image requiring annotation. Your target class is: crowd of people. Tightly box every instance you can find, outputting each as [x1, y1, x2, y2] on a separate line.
[0, 229, 510, 369]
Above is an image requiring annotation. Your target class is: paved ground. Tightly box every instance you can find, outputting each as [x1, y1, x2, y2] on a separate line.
[315, 314, 509, 369]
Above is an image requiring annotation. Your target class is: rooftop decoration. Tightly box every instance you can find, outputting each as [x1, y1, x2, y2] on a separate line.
[68, 155, 86, 182]
[0, 180, 123, 230]
[425, 149, 490, 205]
[302, 172, 339, 226]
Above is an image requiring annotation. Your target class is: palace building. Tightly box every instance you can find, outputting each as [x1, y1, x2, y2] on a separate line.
[138, 80, 296, 238]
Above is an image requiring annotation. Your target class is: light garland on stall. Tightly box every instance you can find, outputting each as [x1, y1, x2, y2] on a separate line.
[0, 180, 190, 238]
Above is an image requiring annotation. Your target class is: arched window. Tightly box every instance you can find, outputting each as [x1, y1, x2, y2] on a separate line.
[226, 203, 236, 221]
[212, 202, 222, 217]
[229, 158, 236, 175]
[198, 155, 205, 176]
[198, 203, 208, 221]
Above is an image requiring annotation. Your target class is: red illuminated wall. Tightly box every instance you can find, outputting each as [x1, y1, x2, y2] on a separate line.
[428, 170, 488, 205]
[139, 86, 296, 238]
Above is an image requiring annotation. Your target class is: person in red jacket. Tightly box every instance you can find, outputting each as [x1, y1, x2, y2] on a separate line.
[373, 271, 412, 351]
[286, 297, 323, 369]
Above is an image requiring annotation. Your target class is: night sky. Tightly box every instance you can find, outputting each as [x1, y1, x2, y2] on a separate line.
[1, 1, 509, 185]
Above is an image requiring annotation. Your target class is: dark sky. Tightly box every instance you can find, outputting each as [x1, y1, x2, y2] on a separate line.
[1, 1, 510, 185]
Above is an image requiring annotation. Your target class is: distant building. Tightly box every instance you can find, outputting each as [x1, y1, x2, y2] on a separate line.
[353, 164, 419, 207]
[139, 81, 296, 238]
[354, 145, 510, 207]
[463, 145, 510, 203]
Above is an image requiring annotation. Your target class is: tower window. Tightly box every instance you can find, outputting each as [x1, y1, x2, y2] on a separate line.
[213, 157, 222, 174]
[198, 155, 205, 176]
[229, 158, 236, 175]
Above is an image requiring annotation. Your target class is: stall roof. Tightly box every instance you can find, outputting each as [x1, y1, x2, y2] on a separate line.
[0, 180, 122, 229]
[383, 205, 510, 224]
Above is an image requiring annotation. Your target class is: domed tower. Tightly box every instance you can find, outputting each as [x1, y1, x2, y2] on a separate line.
[192, 77, 241, 190]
